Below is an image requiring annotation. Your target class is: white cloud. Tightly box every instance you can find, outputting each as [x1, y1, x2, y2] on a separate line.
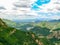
[37, 0, 60, 12]
[0, 0, 19, 11]
[0, 9, 39, 20]
[0, 0, 60, 20]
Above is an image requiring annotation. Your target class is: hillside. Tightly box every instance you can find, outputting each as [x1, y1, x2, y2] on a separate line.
[1, 19, 60, 45]
[0, 18, 38, 45]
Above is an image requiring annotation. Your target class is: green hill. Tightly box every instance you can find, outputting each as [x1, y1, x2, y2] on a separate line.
[1, 19, 60, 45]
[0, 18, 38, 45]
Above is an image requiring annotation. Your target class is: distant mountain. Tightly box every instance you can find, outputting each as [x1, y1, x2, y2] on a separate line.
[3, 19, 60, 30]
[49, 19, 60, 22]
[13, 18, 60, 23]
[13, 18, 50, 23]
[13, 19, 36, 23]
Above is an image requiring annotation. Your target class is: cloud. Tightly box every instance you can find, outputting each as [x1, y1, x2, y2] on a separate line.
[31, 0, 51, 10]
[0, 0, 19, 10]
[13, 0, 36, 10]
[13, 1, 29, 8]
[0, 0, 60, 20]
[0, 9, 39, 20]
[0, 6, 6, 10]
[32, 0, 60, 12]
[0, 9, 60, 20]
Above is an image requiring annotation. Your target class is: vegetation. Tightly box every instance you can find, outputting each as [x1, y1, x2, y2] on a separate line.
[0, 19, 60, 45]
[0, 19, 38, 45]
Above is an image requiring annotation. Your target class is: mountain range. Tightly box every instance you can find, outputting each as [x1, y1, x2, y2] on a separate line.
[0, 18, 38, 45]
[13, 18, 60, 23]
[0, 18, 60, 45]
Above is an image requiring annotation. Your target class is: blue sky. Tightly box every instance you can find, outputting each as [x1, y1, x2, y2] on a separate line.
[32, 0, 51, 10]
[0, 0, 60, 20]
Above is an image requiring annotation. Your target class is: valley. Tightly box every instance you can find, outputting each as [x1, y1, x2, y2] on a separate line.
[0, 18, 60, 45]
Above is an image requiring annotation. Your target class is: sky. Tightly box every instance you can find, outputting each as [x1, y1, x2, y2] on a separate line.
[0, 0, 60, 20]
